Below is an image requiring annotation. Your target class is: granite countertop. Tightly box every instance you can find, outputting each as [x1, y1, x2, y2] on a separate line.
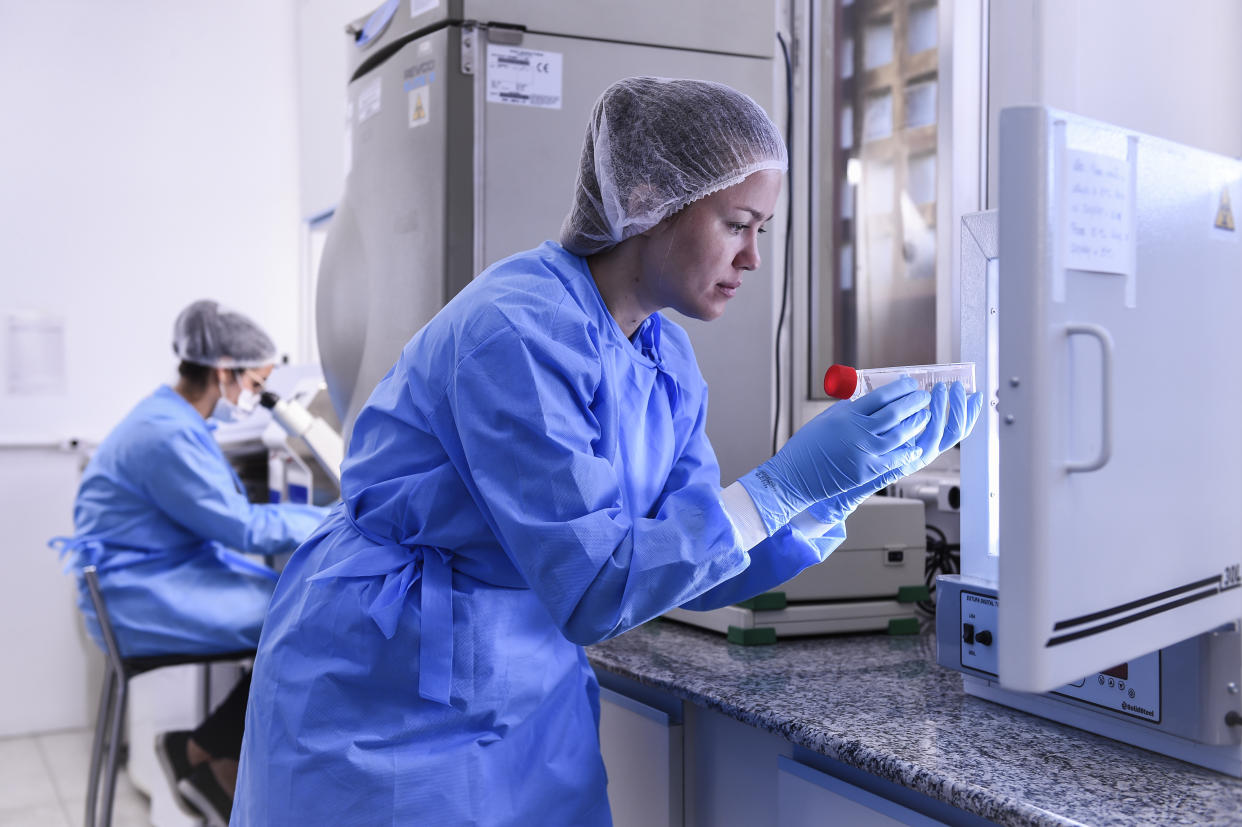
[586, 619, 1242, 827]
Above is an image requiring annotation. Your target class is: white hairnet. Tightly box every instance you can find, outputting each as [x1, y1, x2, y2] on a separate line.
[559, 76, 787, 257]
[172, 299, 277, 369]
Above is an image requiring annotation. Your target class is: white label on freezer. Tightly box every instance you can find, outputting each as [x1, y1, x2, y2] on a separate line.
[357, 77, 382, 124]
[411, 0, 439, 18]
[1061, 148, 1135, 277]
[486, 45, 562, 109]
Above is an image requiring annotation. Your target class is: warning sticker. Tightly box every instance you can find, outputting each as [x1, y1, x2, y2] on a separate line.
[1215, 186, 1235, 232]
[408, 88, 429, 128]
[486, 45, 562, 109]
[403, 61, 435, 129]
[1211, 181, 1239, 242]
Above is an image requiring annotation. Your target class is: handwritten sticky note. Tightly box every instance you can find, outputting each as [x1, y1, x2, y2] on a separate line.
[1062, 148, 1135, 275]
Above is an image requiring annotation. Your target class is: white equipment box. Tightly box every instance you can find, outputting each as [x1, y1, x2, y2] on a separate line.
[667, 497, 927, 644]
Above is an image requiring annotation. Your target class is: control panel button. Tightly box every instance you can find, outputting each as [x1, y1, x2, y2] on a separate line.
[975, 630, 993, 646]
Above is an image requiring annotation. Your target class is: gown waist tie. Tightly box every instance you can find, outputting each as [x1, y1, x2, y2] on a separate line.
[308, 508, 456, 706]
[48, 536, 279, 581]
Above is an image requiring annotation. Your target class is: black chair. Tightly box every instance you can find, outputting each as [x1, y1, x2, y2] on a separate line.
[81, 564, 255, 827]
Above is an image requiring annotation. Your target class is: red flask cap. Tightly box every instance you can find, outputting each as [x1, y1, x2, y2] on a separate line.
[823, 364, 858, 400]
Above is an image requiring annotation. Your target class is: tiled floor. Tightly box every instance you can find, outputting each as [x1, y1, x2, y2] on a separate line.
[0, 729, 151, 827]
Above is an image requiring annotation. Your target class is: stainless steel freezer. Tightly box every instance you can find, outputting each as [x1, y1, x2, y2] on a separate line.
[317, 0, 780, 484]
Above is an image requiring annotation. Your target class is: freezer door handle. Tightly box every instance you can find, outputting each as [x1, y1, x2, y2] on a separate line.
[1064, 323, 1114, 474]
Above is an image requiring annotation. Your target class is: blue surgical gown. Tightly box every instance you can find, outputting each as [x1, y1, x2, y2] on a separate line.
[53, 385, 328, 657]
[233, 242, 846, 826]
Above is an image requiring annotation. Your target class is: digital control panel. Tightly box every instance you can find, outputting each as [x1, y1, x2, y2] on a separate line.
[957, 589, 1162, 722]
[1052, 650, 1162, 722]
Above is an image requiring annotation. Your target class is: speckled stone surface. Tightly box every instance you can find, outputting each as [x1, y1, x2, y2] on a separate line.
[586, 619, 1242, 826]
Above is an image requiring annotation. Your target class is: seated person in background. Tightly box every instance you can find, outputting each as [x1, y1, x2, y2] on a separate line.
[51, 299, 330, 827]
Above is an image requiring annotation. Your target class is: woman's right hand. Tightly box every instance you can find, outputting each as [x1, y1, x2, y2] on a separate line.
[739, 377, 931, 534]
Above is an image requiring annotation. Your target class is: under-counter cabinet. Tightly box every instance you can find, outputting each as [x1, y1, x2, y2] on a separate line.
[598, 682, 684, 827]
[597, 670, 987, 827]
[590, 621, 1242, 825]
[776, 756, 946, 826]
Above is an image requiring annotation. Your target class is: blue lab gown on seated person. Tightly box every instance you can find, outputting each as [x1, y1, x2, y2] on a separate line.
[232, 241, 848, 826]
[52, 385, 328, 657]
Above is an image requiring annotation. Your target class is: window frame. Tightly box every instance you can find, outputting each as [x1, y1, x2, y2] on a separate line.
[789, 0, 987, 436]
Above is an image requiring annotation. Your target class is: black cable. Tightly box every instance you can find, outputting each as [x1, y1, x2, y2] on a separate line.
[918, 524, 961, 616]
[773, 32, 795, 456]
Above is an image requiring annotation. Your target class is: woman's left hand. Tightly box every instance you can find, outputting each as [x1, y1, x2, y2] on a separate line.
[900, 381, 984, 476]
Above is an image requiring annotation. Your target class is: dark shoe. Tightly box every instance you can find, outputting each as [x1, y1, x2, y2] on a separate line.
[177, 764, 232, 827]
[154, 730, 203, 817]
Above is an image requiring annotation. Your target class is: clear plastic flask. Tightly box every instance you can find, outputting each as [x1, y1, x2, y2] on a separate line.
[823, 362, 976, 401]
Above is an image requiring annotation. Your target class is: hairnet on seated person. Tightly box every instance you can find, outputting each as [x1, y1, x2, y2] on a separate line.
[559, 76, 787, 257]
[172, 299, 277, 369]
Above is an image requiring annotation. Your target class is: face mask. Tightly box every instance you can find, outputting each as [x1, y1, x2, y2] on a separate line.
[212, 392, 242, 423]
[237, 387, 261, 414]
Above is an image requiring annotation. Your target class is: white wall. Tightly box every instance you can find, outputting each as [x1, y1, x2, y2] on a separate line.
[292, 0, 384, 363]
[295, 0, 380, 220]
[0, 1, 302, 736]
[987, 0, 1242, 206]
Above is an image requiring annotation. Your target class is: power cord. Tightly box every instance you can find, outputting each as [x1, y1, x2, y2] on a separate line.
[772, 32, 795, 456]
[918, 524, 960, 616]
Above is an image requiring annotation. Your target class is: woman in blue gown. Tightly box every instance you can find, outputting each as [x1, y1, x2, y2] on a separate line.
[233, 77, 981, 825]
[53, 300, 329, 825]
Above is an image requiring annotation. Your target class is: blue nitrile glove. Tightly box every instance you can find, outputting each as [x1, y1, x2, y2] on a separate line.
[899, 381, 984, 476]
[799, 463, 916, 530]
[793, 382, 986, 534]
[739, 377, 931, 535]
